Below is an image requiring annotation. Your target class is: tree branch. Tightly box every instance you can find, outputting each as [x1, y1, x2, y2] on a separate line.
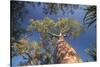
[25, 51, 34, 65]
[47, 32, 59, 38]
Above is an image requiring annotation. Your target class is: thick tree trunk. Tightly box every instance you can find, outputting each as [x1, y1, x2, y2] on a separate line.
[53, 33, 81, 64]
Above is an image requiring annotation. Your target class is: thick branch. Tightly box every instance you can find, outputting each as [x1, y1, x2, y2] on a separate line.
[47, 32, 59, 38]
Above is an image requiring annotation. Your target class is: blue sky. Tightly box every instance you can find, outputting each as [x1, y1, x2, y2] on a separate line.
[12, 2, 96, 66]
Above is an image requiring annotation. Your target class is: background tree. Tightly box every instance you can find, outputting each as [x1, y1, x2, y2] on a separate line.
[12, 36, 54, 66]
[85, 42, 96, 61]
[12, 37, 43, 65]
[42, 3, 79, 15]
[83, 6, 96, 61]
[83, 6, 96, 28]
[11, 1, 28, 58]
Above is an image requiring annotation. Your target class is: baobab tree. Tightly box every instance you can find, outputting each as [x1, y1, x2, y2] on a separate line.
[28, 17, 83, 64]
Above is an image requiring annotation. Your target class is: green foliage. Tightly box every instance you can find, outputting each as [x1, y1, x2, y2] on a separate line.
[83, 6, 96, 28]
[85, 42, 96, 61]
[42, 3, 79, 15]
[28, 17, 55, 39]
[12, 37, 54, 65]
[13, 38, 29, 55]
[28, 17, 83, 39]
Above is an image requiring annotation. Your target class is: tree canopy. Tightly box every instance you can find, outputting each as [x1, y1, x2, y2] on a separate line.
[28, 17, 83, 39]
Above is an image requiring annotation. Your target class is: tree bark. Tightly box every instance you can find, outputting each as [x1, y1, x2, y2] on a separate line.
[53, 32, 81, 64]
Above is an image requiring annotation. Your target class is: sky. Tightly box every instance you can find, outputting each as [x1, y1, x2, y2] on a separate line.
[12, 1, 96, 66]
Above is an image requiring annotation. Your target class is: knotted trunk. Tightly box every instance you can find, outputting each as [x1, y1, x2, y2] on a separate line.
[53, 33, 81, 64]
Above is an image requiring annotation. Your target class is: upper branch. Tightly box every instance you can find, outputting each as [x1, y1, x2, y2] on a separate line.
[47, 32, 59, 38]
